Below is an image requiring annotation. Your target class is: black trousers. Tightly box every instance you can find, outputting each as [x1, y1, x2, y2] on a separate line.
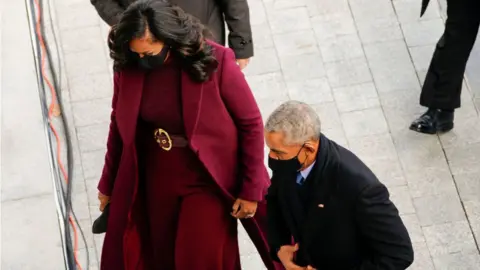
[420, 0, 480, 110]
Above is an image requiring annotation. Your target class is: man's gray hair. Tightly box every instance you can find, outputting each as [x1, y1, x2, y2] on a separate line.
[265, 101, 322, 145]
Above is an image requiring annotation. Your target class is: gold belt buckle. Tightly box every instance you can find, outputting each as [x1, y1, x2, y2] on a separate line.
[154, 128, 172, 151]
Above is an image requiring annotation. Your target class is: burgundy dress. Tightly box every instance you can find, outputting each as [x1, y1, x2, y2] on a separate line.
[136, 59, 241, 270]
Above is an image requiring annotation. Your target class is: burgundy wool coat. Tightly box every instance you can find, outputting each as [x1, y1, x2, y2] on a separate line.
[97, 42, 279, 270]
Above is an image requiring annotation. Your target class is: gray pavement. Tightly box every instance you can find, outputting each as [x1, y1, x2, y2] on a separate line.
[2, 0, 480, 269]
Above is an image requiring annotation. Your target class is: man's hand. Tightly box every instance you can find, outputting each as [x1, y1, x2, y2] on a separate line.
[236, 58, 250, 70]
[98, 192, 110, 212]
[278, 244, 317, 270]
[231, 198, 257, 219]
[278, 244, 300, 269]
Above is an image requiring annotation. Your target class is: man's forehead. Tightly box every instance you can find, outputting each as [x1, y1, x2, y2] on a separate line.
[265, 131, 284, 143]
[265, 131, 291, 151]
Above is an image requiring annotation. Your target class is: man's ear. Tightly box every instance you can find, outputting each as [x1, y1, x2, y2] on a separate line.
[304, 141, 317, 154]
[303, 141, 320, 154]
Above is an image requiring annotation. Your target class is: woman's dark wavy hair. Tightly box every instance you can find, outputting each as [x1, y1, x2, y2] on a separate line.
[108, 0, 218, 82]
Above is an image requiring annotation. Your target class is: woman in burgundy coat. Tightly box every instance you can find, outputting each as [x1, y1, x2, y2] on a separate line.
[96, 1, 279, 269]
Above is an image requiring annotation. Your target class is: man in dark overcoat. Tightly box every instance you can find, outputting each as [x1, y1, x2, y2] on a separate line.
[411, 0, 480, 134]
[264, 101, 414, 270]
[91, 0, 253, 69]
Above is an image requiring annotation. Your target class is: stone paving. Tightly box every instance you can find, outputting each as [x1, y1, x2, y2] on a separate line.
[15, 0, 480, 268]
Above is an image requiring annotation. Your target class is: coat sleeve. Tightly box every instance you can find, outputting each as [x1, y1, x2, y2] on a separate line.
[218, 0, 254, 59]
[218, 48, 267, 202]
[97, 72, 123, 196]
[355, 184, 414, 270]
[90, 0, 124, 26]
[266, 183, 291, 262]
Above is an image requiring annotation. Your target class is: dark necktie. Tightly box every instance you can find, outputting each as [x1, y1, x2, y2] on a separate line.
[297, 173, 306, 185]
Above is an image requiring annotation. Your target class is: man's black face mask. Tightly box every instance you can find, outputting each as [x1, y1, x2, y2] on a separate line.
[268, 145, 305, 176]
[137, 45, 169, 70]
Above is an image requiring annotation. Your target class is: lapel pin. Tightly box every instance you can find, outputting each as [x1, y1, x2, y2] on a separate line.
[318, 204, 324, 208]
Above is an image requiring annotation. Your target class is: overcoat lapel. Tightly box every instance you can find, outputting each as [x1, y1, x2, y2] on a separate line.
[277, 177, 303, 241]
[116, 69, 145, 145]
[302, 136, 336, 248]
[181, 72, 204, 150]
[302, 170, 331, 239]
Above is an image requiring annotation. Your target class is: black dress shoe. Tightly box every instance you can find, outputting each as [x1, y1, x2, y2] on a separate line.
[409, 108, 454, 134]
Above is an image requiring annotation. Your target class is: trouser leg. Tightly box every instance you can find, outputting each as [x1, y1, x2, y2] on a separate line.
[143, 165, 181, 269]
[175, 190, 240, 270]
[420, 0, 480, 110]
[145, 196, 180, 269]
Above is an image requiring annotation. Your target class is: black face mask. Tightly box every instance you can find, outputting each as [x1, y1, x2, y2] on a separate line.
[138, 45, 169, 70]
[268, 145, 305, 176]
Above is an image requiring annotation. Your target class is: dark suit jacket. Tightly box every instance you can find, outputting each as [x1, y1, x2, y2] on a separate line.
[267, 135, 414, 270]
[98, 42, 275, 269]
[90, 0, 254, 58]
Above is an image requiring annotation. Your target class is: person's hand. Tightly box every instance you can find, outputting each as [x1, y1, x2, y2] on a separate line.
[231, 198, 257, 219]
[236, 58, 250, 70]
[98, 192, 110, 212]
[278, 244, 317, 270]
[278, 244, 300, 269]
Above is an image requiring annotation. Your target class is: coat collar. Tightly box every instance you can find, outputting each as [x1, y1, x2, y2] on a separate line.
[275, 136, 331, 233]
[304, 134, 337, 209]
[180, 70, 204, 150]
[310, 134, 329, 180]
[115, 68, 145, 145]
[115, 67, 204, 147]
[301, 134, 338, 255]
[297, 134, 331, 188]
[274, 134, 334, 265]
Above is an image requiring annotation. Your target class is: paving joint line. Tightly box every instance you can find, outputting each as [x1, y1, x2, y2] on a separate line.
[429, 2, 480, 251]
[258, 0, 291, 100]
[372, 1, 440, 267]
[438, 140, 480, 254]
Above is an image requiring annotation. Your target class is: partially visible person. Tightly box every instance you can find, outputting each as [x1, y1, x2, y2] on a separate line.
[264, 101, 414, 270]
[411, 0, 480, 134]
[90, 0, 253, 69]
[95, 1, 278, 269]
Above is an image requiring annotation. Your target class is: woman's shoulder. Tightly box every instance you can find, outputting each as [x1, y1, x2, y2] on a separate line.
[206, 40, 239, 74]
[206, 40, 231, 61]
[206, 39, 226, 51]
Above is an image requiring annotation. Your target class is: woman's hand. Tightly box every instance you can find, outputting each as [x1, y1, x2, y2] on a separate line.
[231, 198, 257, 219]
[98, 192, 110, 212]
